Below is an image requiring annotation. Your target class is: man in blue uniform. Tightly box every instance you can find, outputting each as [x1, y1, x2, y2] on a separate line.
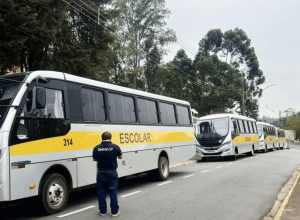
[93, 131, 123, 217]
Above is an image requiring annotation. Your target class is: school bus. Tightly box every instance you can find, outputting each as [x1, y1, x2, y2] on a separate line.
[0, 71, 195, 214]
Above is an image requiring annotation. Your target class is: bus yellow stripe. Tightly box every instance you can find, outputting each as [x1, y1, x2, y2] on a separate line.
[10, 131, 194, 156]
[264, 137, 277, 142]
[232, 136, 259, 144]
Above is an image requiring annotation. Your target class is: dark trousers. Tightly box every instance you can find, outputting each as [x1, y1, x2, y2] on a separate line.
[97, 171, 119, 214]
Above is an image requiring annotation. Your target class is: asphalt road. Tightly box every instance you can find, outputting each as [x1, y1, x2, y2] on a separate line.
[2, 144, 300, 220]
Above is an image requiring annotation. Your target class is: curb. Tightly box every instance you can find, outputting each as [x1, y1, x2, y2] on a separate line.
[170, 159, 199, 169]
[262, 165, 300, 220]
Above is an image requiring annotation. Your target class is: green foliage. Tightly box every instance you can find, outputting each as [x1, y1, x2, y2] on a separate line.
[194, 28, 264, 117]
[284, 113, 300, 139]
[114, 0, 176, 89]
[0, 0, 115, 80]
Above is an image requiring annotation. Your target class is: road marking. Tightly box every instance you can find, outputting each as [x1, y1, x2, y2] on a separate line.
[201, 170, 209, 173]
[57, 206, 95, 218]
[157, 181, 172, 186]
[120, 191, 141, 198]
[237, 161, 241, 162]
[183, 174, 195, 178]
[216, 166, 223, 168]
[244, 159, 248, 160]
[274, 170, 300, 220]
[227, 163, 233, 165]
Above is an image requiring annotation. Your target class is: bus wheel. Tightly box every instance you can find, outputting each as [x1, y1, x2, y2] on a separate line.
[153, 157, 169, 181]
[231, 155, 236, 161]
[202, 157, 207, 162]
[263, 145, 267, 153]
[246, 148, 254, 156]
[39, 173, 69, 214]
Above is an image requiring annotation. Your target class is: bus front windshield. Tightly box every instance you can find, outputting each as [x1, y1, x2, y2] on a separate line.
[257, 124, 262, 137]
[196, 118, 229, 139]
[0, 75, 27, 127]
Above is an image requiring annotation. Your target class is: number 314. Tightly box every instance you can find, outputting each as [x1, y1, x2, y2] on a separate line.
[63, 139, 73, 146]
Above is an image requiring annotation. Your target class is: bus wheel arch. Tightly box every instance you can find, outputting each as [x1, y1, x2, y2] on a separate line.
[39, 164, 73, 191]
[235, 147, 238, 155]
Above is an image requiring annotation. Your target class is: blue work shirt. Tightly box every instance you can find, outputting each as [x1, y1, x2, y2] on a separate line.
[92, 141, 122, 171]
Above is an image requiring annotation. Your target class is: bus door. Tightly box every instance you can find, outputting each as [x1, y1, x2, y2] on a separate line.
[9, 77, 71, 200]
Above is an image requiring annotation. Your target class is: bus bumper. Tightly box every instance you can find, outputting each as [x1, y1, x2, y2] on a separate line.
[196, 145, 233, 158]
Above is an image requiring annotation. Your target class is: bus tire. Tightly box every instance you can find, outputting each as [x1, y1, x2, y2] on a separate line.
[153, 157, 169, 181]
[263, 145, 267, 153]
[246, 148, 254, 156]
[39, 173, 69, 215]
[230, 155, 236, 161]
[202, 157, 207, 162]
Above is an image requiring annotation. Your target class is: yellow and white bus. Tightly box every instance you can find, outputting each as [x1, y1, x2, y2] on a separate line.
[195, 114, 260, 161]
[276, 128, 286, 150]
[0, 71, 195, 214]
[256, 122, 277, 152]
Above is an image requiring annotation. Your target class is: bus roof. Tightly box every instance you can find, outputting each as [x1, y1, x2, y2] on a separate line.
[24, 71, 190, 106]
[257, 122, 275, 127]
[197, 113, 256, 121]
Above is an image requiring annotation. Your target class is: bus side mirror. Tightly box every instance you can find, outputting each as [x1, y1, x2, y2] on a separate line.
[36, 87, 46, 109]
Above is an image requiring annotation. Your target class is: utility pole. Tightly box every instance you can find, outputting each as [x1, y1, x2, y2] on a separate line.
[242, 74, 245, 116]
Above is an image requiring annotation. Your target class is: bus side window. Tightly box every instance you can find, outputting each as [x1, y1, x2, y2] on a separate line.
[160, 102, 176, 125]
[252, 122, 257, 133]
[248, 121, 253, 133]
[238, 120, 245, 133]
[176, 105, 191, 126]
[11, 87, 70, 145]
[137, 98, 151, 124]
[148, 100, 159, 124]
[243, 120, 249, 133]
[108, 93, 136, 123]
[81, 88, 106, 122]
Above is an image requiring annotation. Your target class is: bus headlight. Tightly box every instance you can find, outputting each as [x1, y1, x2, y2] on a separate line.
[221, 141, 231, 147]
[0, 148, 6, 160]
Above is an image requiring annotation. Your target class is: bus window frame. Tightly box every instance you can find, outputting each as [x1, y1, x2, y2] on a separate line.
[80, 86, 107, 123]
[176, 104, 192, 126]
[158, 101, 178, 126]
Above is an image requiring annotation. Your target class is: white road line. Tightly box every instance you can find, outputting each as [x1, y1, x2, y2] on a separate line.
[120, 191, 141, 198]
[237, 161, 241, 162]
[227, 163, 233, 165]
[157, 181, 172, 186]
[57, 206, 95, 218]
[216, 166, 223, 168]
[183, 174, 195, 178]
[244, 159, 248, 160]
[201, 170, 209, 173]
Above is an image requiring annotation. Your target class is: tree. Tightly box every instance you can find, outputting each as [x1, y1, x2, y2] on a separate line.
[194, 28, 265, 117]
[284, 112, 300, 139]
[114, 0, 176, 89]
[0, 0, 116, 80]
[193, 54, 243, 115]
[163, 49, 194, 100]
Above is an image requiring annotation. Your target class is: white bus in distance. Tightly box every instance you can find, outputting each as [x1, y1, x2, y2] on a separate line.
[0, 71, 195, 214]
[256, 122, 277, 152]
[195, 114, 260, 161]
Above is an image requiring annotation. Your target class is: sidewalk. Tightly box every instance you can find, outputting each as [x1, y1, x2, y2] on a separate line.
[278, 170, 300, 220]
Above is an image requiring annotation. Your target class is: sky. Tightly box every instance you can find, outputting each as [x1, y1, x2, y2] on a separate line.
[163, 0, 300, 119]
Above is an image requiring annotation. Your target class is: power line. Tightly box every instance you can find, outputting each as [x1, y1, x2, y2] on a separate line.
[0, 20, 50, 45]
[64, 0, 243, 96]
